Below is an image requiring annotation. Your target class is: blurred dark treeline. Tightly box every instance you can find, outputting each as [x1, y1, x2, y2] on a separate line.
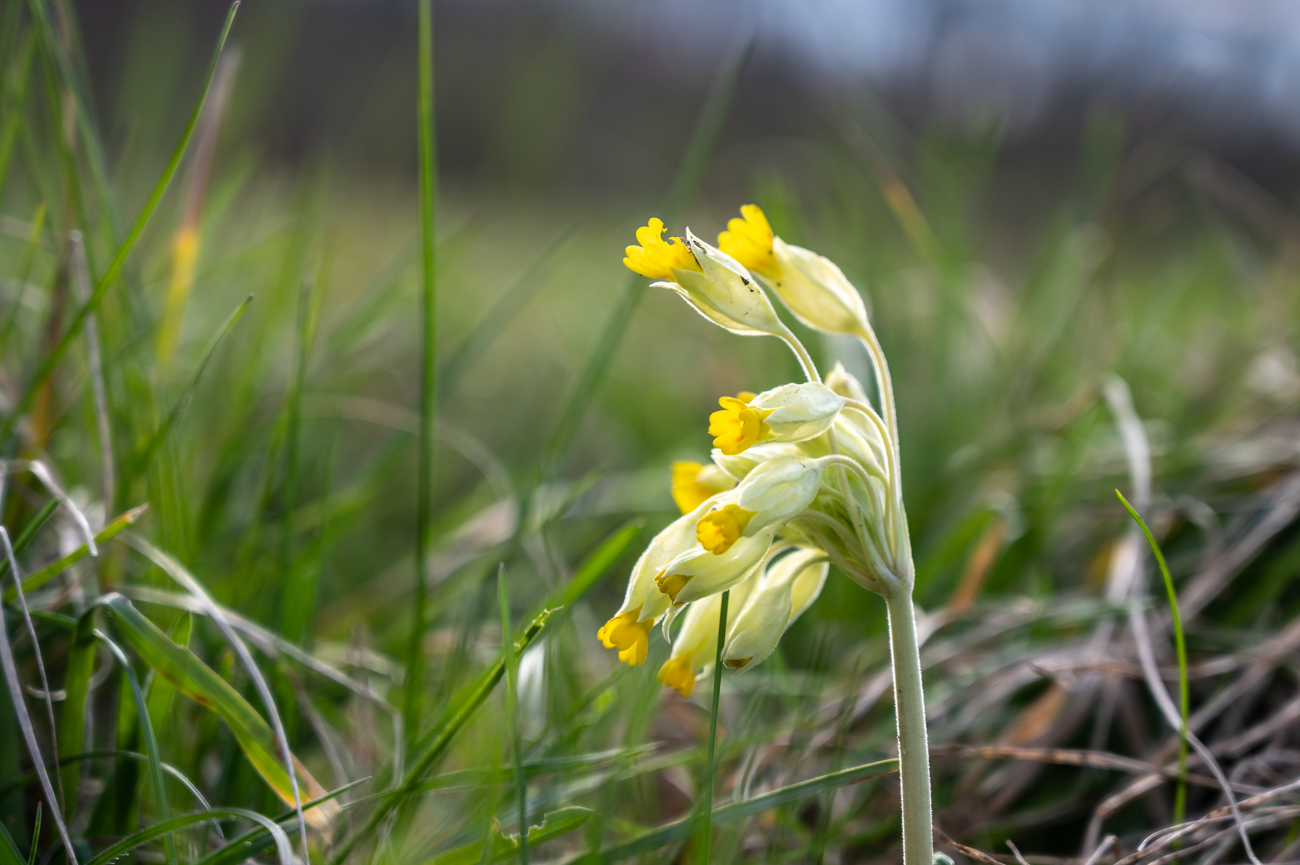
[77, 0, 1300, 214]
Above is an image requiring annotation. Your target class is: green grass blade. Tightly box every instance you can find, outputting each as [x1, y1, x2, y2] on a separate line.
[125, 295, 252, 488]
[432, 807, 593, 865]
[1116, 490, 1190, 824]
[0, 812, 21, 865]
[538, 37, 751, 479]
[407, 0, 440, 748]
[497, 566, 528, 863]
[0, 499, 58, 583]
[0, 555, 76, 862]
[0, 1, 241, 446]
[0, 202, 43, 356]
[100, 594, 339, 837]
[3, 504, 148, 602]
[577, 758, 897, 863]
[57, 612, 96, 820]
[192, 780, 368, 865]
[83, 808, 294, 865]
[280, 272, 320, 643]
[327, 520, 639, 864]
[436, 226, 575, 399]
[94, 632, 177, 865]
[697, 589, 730, 862]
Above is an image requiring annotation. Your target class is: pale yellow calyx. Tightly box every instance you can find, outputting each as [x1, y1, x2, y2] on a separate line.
[655, 571, 691, 604]
[709, 396, 771, 456]
[670, 461, 734, 514]
[623, 218, 701, 280]
[597, 609, 650, 666]
[657, 654, 696, 698]
[696, 504, 756, 554]
[718, 204, 780, 280]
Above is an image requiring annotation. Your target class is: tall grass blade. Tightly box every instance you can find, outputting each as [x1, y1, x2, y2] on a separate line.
[83, 808, 294, 865]
[95, 632, 177, 865]
[192, 781, 368, 865]
[538, 38, 751, 479]
[0, 547, 76, 862]
[497, 565, 528, 863]
[697, 589, 729, 863]
[125, 295, 252, 490]
[0, 203, 43, 356]
[57, 612, 96, 819]
[1116, 490, 1190, 824]
[407, 0, 440, 748]
[69, 232, 114, 512]
[0, 1, 241, 446]
[100, 593, 338, 838]
[0, 813, 19, 865]
[3, 504, 148, 602]
[328, 521, 640, 864]
[577, 758, 897, 862]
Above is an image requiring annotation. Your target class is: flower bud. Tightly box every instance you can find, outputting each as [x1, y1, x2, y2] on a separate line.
[670, 461, 734, 514]
[723, 548, 829, 672]
[597, 497, 716, 666]
[657, 569, 762, 698]
[708, 382, 844, 456]
[652, 229, 789, 338]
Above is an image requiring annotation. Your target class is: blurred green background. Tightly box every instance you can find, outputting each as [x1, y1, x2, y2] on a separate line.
[1, 0, 1298, 861]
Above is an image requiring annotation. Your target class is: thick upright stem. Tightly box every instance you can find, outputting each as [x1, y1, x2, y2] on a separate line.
[885, 583, 933, 865]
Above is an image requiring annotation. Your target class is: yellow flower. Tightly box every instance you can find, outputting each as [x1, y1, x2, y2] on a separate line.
[718, 204, 780, 279]
[696, 503, 755, 554]
[709, 396, 771, 455]
[597, 609, 651, 666]
[670, 461, 734, 514]
[623, 218, 701, 280]
[656, 654, 696, 697]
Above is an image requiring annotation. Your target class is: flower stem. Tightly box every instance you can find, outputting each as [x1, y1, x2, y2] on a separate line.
[699, 589, 730, 863]
[884, 583, 933, 865]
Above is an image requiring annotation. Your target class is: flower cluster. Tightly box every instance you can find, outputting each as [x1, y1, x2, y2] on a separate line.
[602, 206, 914, 698]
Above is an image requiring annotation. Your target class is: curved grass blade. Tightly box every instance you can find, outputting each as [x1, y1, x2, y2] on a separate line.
[3, 504, 148, 603]
[118, 537, 320, 851]
[0, 749, 221, 837]
[100, 592, 337, 840]
[125, 295, 253, 488]
[0, 810, 21, 865]
[193, 779, 367, 865]
[57, 612, 96, 818]
[1116, 490, 1191, 823]
[0, 202, 43, 356]
[0, 552, 75, 862]
[576, 758, 897, 863]
[432, 807, 593, 865]
[0, 500, 58, 582]
[0, 1, 241, 447]
[94, 632, 176, 865]
[83, 808, 293, 865]
[327, 520, 641, 865]
[497, 566, 527, 864]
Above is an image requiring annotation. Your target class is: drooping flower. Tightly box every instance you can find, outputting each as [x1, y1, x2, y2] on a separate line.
[670, 461, 735, 514]
[723, 548, 829, 671]
[624, 218, 700, 280]
[708, 383, 845, 456]
[657, 571, 760, 698]
[719, 204, 869, 337]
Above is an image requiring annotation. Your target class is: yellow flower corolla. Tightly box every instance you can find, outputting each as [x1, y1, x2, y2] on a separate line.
[696, 504, 756, 554]
[597, 609, 651, 666]
[654, 571, 692, 604]
[709, 396, 771, 456]
[657, 654, 696, 697]
[718, 204, 780, 279]
[670, 461, 734, 514]
[623, 218, 701, 280]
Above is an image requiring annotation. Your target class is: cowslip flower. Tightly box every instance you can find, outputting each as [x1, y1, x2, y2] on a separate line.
[709, 382, 845, 456]
[719, 204, 869, 337]
[722, 548, 828, 671]
[670, 461, 734, 514]
[656, 573, 760, 698]
[609, 204, 934, 865]
[598, 496, 720, 666]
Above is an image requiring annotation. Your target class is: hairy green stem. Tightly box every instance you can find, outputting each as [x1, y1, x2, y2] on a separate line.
[884, 583, 933, 865]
